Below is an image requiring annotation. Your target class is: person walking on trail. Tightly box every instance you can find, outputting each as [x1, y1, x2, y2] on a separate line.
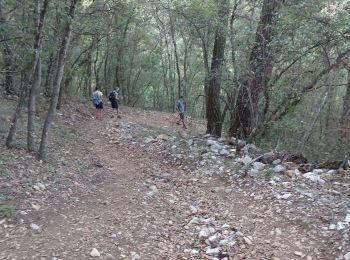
[92, 84, 103, 120]
[109, 87, 119, 117]
[176, 96, 187, 129]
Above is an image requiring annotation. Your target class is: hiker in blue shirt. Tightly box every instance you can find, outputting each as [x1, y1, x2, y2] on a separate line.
[176, 96, 187, 129]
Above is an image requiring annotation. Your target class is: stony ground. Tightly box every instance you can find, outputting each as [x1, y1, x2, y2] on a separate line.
[0, 100, 349, 260]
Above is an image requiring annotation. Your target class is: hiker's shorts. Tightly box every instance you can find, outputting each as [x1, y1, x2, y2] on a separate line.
[111, 100, 118, 109]
[95, 102, 103, 109]
[179, 112, 185, 119]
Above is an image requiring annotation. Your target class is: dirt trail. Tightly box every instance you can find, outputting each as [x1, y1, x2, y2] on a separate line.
[0, 105, 347, 259]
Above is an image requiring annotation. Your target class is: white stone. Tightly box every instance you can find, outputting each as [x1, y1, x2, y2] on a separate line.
[90, 248, 101, 257]
[189, 217, 200, 225]
[30, 223, 40, 230]
[275, 228, 282, 236]
[326, 169, 337, 175]
[272, 159, 281, 165]
[328, 224, 336, 230]
[337, 222, 345, 230]
[303, 172, 325, 184]
[221, 224, 230, 229]
[190, 206, 199, 214]
[206, 247, 220, 256]
[208, 235, 219, 245]
[211, 143, 222, 154]
[199, 229, 210, 239]
[219, 149, 230, 156]
[131, 251, 140, 259]
[243, 237, 252, 245]
[276, 193, 292, 200]
[144, 137, 153, 144]
[147, 185, 159, 196]
[294, 251, 304, 257]
[253, 162, 265, 170]
[345, 210, 350, 222]
[249, 169, 259, 177]
[242, 156, 253, 166]
[190, 249, 199, 255]
[206, 139, 218, 146]
[344, 252, 350, 260]
[274, 165, 285, 173]
[312, 169, 324, 174]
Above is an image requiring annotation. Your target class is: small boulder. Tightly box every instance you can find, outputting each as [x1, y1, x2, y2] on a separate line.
[253, 162, 265, 171]
[30, 223, 40, 230]
[274, 165, 285, 173]
[206, 247, 220, 256]
[303, 172, 325, 184]
[219, 149, 230, 156]
[90, 248, 101, 257]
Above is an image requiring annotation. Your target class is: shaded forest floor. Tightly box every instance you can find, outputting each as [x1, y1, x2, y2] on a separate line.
[0, 98, 349, 260]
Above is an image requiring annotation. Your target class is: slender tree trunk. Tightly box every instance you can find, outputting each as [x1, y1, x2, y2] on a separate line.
[206, 0, 229, 137]
[44, 52, 55, 96]
[339, 69, 350, 161]
[6, 73, 28, 147]
[228, 0, 240, 137]
[56, 78, 65, 110]
[27, 0, 50, 152]
[169, 10, 181, 98]
[233, 0, 283, 139]
[38, 0, 77, 160]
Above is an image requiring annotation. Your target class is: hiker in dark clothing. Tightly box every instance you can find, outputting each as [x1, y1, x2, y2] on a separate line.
[109, 88, 119, 117]
[176, 96, 186, 129]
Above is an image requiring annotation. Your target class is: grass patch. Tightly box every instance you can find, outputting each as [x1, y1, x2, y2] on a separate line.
[0, 204, 15, 219]
[264, 168, 275, 180]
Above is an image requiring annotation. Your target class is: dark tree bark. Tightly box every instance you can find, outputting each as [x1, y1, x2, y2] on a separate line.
[206, 0, 229, 137]
[27, 0, 50, 152]
[39, 0, 78, 160]
[339, 69, 350, 163]
[169, 10, 181, 98]
[228, 0, 240, 137]
[233, 0, 283, 140]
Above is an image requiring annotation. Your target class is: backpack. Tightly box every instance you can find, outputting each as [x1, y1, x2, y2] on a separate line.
[109, 91, 117, 102]
[93, 93, 101, 105]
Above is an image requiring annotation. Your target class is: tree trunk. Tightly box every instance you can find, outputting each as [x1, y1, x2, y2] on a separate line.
[206, 0, 229, 137]
[228, 0, 240, 137]
[27, 0, 50, 152]
[233, 0, 283, 139]
[38, 0, 77, 160]
[169, 10, 181, 98]
[6, 73, 27, 147]
[339, 69, 350, 161]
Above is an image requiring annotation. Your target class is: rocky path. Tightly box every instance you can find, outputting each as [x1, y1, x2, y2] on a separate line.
[0, 104, 349, 259]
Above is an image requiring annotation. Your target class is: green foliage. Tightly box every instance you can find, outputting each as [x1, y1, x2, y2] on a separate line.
[1, 0, 350, 161]
[0, 205, 15, 219]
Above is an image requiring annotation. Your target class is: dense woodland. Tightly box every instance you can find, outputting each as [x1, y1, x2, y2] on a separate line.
[0, 0, 350, 162]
